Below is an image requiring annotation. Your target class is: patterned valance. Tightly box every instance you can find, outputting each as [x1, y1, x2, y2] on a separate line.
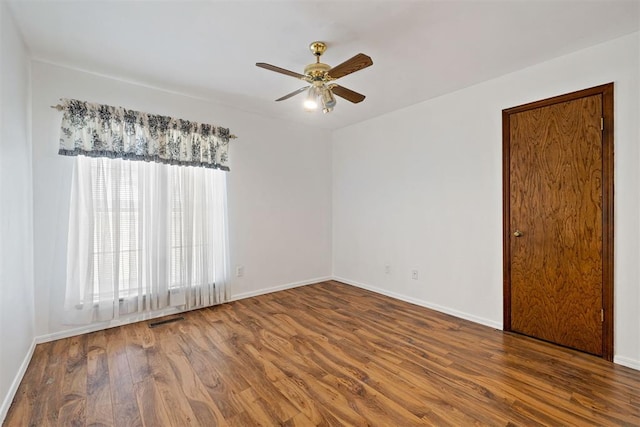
[57, 99, 231, 171]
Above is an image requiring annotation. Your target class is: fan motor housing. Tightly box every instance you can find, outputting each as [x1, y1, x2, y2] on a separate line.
[304, 62, 331, 80]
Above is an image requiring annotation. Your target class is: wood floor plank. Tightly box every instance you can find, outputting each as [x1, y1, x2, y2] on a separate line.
[190, 319, 300, 423]
[105, 327, 142, 427]
[147, 323, 203, 426]
[240, 342, 334, 424]
[174, 322, 246, 420]
[281, 411, 316, 427]
[5, 280, 640, 426]
[57, 334, 87, 427]
[249, 340, 374, 425]
[34, 339, 68, 426]
[235, 387, 284, 425]
[133, 378, 172, 427]
[3, 344, 49, 426]
[86, 330, 115, 426]
[124, 324, 153, 386]
[158, 326, 229, 426]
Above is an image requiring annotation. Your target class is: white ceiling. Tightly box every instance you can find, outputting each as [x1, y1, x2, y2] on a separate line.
[7, 0, 640, 130]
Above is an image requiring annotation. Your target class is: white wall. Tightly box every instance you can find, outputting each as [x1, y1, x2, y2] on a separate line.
[0, 2, 36, 421]
[332, 33, 640, 369]
[31, 61, 332, 338]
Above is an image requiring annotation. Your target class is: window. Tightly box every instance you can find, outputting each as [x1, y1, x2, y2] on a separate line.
[65, 156, 229, 323]
[56, 98, 233, 324]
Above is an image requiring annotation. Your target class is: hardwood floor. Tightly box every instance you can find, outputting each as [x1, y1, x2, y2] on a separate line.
[4, 281, 640, 426]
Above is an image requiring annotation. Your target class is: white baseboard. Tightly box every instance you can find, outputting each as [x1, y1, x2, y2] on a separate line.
[1, 338, 36, 424]
[334, 276, 640, 372]
[35, 276, 333, 344]
[35, 305, 186, 344]
[614, 355, 640, 371]
[229, 276, 332, 301]
[333, 276, 503, 330]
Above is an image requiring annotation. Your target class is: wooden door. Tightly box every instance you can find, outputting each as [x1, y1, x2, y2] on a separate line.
[502, 84, 614, 360]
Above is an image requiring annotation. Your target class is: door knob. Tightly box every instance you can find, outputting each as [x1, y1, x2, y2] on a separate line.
[513, 230, 523, 237]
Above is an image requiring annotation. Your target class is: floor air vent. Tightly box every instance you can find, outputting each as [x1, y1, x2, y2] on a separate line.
[148, 316, 185, 328]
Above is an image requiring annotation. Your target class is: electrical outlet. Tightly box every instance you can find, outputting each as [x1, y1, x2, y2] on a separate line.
[411, 269, 418, 280]
[236, 265, 244, 277]
[385, 265, 391, 274]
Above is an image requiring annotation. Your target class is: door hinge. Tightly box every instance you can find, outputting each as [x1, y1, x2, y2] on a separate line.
[601, 309, 604, 323]
[600, 117, 604, 131]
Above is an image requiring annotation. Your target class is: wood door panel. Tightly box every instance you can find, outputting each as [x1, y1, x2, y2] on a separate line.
[508, 95, 604, 356]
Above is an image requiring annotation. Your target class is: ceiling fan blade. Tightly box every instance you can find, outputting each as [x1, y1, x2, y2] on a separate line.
[331, 85, 366, 103]
[275, 86, 310, 101]
[327, 53, 373, 79]
[256, 62, 307, 79]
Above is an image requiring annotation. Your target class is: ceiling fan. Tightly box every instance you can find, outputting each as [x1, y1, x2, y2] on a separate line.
[256, 41, 373, 113]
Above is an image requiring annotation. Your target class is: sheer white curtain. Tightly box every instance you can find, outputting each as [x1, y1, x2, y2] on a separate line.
[65, 156, 229, 324]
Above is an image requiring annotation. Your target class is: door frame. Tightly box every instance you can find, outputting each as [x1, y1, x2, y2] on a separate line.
[502, 83, 614, 361]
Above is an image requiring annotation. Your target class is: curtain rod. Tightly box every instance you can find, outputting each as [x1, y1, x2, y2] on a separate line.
[50, 104, 238, 139]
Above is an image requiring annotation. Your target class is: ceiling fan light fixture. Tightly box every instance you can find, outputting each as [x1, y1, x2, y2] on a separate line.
[303, 98, 318, 111]
[303, 87, 319, 111]
[303, 88, 317, 110]
[321, 87, 337, 110]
